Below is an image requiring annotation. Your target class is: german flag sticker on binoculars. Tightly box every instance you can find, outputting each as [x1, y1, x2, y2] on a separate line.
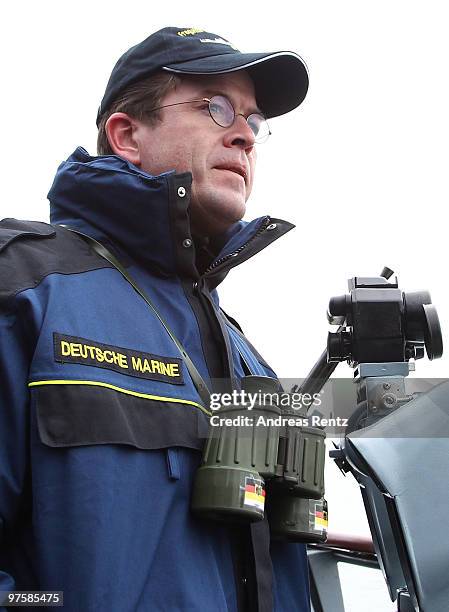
[314, 505, 328, 531]
[243, 476, 265, 511]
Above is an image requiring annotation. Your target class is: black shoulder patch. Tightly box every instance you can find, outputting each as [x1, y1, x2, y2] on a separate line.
[0, 218, 55, 253]
[0, 219, 114, 313]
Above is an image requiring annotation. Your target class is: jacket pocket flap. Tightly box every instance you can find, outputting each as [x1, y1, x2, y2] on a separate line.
[35, 383, 208, 451]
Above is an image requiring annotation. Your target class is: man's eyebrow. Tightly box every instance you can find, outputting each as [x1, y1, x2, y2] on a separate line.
[200, 89, 263, 115]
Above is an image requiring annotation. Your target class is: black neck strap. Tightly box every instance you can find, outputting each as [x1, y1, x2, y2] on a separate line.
[60, 226, 211, 408]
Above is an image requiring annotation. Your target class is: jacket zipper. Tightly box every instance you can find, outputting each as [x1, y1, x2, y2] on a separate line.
[203, 216, 272, 277]
[190, 216, 273, 386]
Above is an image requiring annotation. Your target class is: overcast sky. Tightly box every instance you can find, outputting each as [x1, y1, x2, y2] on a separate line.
[1, 1, 447, 550]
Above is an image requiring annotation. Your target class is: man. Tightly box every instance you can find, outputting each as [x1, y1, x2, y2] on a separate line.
[0, 27, 309, 611]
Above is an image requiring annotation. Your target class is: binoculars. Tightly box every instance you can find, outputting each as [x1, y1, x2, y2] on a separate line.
[191, 376, 327, 543]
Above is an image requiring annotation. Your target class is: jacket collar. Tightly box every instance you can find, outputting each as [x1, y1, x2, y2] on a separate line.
[48, 147, 294, 284]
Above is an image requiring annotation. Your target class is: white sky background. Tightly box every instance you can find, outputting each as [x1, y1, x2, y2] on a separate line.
[1, 1, 448, 550]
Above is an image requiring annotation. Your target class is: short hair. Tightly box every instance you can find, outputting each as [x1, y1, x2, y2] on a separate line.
[97, 71, 180, 155]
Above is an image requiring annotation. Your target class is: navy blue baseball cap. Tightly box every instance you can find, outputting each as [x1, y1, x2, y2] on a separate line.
[97, 27, 309, 126]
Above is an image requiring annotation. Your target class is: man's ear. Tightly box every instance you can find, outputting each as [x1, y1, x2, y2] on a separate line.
[105, 112, 141, 166]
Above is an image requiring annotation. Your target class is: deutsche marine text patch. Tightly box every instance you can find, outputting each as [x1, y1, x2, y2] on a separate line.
[54, 333, 184, 384]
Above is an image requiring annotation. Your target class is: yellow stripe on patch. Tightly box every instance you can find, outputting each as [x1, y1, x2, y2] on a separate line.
[28, 379, 211, 416]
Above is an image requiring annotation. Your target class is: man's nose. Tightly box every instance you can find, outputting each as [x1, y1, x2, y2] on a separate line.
[223, 115, 256, 151]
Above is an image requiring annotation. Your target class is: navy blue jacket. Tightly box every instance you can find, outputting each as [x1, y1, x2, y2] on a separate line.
[0, 147, 310, 611]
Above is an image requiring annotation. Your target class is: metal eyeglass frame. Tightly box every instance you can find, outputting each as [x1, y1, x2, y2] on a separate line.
[144, 95, 271, 144]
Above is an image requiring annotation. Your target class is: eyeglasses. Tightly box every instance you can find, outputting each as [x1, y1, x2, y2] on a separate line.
[145, 95, 271, 144]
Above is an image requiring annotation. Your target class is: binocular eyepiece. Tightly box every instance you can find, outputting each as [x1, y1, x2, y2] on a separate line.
[191, 376, 327, 544]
